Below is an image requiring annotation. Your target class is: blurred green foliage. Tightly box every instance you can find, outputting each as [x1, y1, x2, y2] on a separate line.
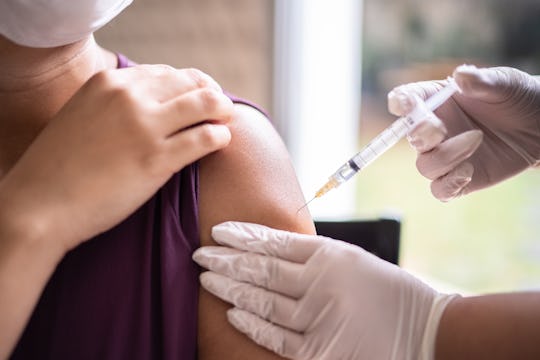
[354, 128, 540, 294]
[359, 0, 540, 293]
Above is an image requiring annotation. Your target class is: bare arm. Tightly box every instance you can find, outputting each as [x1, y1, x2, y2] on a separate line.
[0, 209, 64, 360]
[197, 104, 315, 359]
[0, 65, 235, 360]
[436, 292, 540, 359]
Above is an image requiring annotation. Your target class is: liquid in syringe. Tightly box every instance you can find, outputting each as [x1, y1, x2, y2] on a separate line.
[298, 77, 460, 211]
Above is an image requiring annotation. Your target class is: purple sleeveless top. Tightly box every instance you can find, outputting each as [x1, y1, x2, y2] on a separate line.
[10, 54, 264, 360]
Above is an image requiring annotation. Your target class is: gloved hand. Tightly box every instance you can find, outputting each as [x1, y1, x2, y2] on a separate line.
[388, 65, 540, 201]
[193, 221, 458, 360]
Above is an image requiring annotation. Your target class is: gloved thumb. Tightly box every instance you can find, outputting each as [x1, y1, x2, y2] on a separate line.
[387, 80, 444, 117]
[453, 64, 531, 103]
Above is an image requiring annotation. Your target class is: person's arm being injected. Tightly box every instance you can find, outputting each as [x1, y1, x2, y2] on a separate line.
[192, 64, 540, 359]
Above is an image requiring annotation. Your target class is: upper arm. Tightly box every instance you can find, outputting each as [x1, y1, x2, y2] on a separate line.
[197, 104, 315, 359]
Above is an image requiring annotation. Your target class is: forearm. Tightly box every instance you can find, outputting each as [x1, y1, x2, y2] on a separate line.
[435, 292, 540, 359]
[0, 204, 64, 359]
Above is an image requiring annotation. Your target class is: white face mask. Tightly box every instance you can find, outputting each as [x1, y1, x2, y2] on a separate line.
[0, 0, 133, 48]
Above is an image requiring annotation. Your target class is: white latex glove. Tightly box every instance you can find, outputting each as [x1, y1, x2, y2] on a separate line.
[193, 221, 458, 360]
[388, 64, 540, 201]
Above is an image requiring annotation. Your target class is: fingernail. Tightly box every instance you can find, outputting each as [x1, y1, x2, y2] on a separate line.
[192, 246, 226, 266]
[211, 223, 227, 240]
[442, 177, 470, 202]
[453, 176, 471, 188]
[407, 121, 446, 153]
[464, 130, 483, 155]
[199, 271, 211, 288]
[408, 135, 425, 152]
[199, 272, 223, 295]
[388, 89, 416, 115]
[227, 308, 248, 332]
[211, 222, 239, 247]
[211, 125, 232, 146]
[192, 248, 207, 266]
[397, 92, 415, 114]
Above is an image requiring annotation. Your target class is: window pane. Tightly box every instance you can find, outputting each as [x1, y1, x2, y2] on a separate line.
[359, 0, 540, 293]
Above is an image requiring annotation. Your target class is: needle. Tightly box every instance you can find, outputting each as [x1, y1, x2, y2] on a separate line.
[298, 77, 461, 210]
[296, 196, 316, 213]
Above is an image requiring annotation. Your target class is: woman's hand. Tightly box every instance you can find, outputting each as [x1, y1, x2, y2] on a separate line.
[0, 64, 233, 360]
[0, 64, 234, 251]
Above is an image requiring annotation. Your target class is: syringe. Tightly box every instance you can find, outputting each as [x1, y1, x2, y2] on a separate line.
[299, 77, 460, 210]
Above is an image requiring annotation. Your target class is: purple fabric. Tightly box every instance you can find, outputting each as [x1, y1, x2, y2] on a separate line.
[226, 92, 269, 119]
[10, 55, 201, 360]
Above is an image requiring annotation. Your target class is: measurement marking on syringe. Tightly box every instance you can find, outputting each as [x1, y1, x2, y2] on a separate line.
[302, 77, 461, 210]
[390, 128, 400, 138]
[358, 153, 370, 165]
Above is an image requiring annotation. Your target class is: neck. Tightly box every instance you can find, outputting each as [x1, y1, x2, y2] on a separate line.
[0, 35, 116, 91]
[0, 35, 117, 176]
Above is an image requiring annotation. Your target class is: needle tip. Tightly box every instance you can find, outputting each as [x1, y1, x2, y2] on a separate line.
[296, 197, 316, 213]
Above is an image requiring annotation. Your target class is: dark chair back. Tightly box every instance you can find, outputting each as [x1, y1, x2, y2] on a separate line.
[314, 218, 401, 265]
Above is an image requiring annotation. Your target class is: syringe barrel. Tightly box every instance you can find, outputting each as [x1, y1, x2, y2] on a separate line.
[319, 78, 460, 200]
[425, 77, 460, 110]
[349, 117, 409, 170]
[347, 79, 459, 172]
[330, 161, 359, 184]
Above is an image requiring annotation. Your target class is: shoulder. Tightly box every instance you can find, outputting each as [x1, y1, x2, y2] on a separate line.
[198, 102, 315, 244]
[196, 102, 314, 360]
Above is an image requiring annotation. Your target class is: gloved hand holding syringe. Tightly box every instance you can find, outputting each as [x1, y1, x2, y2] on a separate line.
[299, 76, 461, 210]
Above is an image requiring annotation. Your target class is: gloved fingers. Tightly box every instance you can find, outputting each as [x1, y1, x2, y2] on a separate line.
[227, 308, 304, 359]
[407, 113, 448, 153]
[453, 64, 532, 103]
[416, 130, 483, 180]
[387, 79, 449, 117]
[430, 162, 474, 202]
[201, 272, 313, 332]
[193, 246, 307, 297]
[211, 221, 325, 263]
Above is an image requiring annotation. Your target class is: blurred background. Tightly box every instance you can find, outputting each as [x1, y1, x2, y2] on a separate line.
[96, 0, 540, 294]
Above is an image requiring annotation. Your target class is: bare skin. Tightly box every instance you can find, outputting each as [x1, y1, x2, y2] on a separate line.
[0, 36, 116, 358]
[0, 32, 313, 359]
[0, 36, 115, 176]
[435, 293, 540, 359]
[0, 35, 235, 359]
[197, 104, 315, 359]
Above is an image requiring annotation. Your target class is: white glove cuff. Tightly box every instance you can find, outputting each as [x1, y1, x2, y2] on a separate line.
[419, 293, 460, 360]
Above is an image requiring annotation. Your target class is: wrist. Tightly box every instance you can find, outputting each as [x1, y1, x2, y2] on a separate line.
[419, 293, 461, 360]
[0, 185, 67, 260]
[0, 186, 68, 359]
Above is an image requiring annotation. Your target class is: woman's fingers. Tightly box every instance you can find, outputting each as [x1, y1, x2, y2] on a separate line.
[161, 87, 234, 135]
[122, 65, 223, 102]
[165, 122, 231, 172]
